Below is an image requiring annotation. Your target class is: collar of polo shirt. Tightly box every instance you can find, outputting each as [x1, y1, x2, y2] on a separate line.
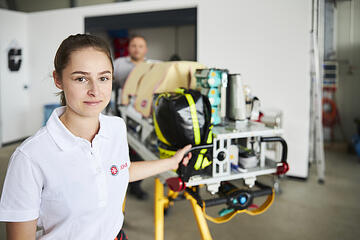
[46, 106, 110, 151]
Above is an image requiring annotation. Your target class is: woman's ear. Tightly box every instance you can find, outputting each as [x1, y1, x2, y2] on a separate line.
[53, 71, 63, 90]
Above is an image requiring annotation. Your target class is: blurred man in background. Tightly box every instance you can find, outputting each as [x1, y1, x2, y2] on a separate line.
[113, 35, 154, 200]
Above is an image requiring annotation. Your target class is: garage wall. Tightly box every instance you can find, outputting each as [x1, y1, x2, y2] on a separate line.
[198, 0, 311, 177]
[0, 9, 31, 144]
[27, 0, 311, 177]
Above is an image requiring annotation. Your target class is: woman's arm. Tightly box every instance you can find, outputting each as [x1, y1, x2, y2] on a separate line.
[6, 219, 37, 240]
[129, 145, 192, 182]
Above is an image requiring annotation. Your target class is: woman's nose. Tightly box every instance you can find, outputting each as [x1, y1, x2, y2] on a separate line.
[87, 80, 99, 97]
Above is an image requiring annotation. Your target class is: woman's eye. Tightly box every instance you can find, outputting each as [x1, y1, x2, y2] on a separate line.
[100, 76, 110, 81]
[76, 77, 86, 82]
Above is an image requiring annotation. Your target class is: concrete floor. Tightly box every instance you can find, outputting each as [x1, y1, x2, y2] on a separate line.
[0, 143, 359, 240]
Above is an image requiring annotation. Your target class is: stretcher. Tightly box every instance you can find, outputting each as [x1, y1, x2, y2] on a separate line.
[119, 63, 288, 239]
[155, 121, 288, 240]
[120, 104, 288, 239]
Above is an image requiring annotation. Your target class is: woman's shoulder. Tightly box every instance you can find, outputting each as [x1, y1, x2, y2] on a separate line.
[99, 115, 127, 144]
[16, 126, 53, 158]
[99, 114, 127, 136]
[100, 114, 125, 127]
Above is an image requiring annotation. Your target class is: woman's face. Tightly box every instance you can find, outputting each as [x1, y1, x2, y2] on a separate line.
[54, 47, 113, 118]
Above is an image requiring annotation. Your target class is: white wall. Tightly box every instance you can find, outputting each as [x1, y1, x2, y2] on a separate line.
[197, 0, 311, 177]
[0, 9, 32, 144]
[26, 0, 311, 177]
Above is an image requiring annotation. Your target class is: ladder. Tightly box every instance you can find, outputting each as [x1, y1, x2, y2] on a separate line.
[309, 0, 325, 183]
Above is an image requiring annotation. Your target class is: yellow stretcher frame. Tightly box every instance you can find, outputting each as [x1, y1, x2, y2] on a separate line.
[154, 178, 212, 240]
[154, 178, 275, 240]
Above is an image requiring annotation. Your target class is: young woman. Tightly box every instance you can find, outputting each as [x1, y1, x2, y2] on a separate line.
[0, 34, 191, 240]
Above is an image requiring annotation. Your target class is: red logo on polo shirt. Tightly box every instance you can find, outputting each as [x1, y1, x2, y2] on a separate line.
[110, 163, 127, 176]
[120, 162, 127, 170]
[110, 165, 118, 176]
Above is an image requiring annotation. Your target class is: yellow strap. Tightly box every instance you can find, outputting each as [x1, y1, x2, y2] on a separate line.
[153, 111, 171, 146]
[200, 189, 275, 224]
[184, 93, 201, 145]
[194, 149, 207, 170]
[206, 126, 213, 144]
[154, 93, 170, 106]
[158, 146, 176, 159]
[194, 125, 213, 170]
[175, 88, 185, 94]
[194, 154, 204, 171]
[174, 88, 201, 145]
[201, 157, 212, 169]
[153, 94, 172, 146]
[194, 151, 212, 170]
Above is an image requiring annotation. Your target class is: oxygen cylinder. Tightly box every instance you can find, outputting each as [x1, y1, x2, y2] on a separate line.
[227, 74, 247, 121]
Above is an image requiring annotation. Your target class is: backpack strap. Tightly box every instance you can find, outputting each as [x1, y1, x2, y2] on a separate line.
[175, 88, 201, 145]
[153, 93, 172, 146]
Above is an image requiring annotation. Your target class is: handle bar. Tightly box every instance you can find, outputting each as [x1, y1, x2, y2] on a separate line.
[177, 144, 214, 182]
[260, 136, 288, 164]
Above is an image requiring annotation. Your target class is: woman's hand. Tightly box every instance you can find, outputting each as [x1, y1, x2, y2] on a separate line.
[129, 144, 193, 182]
[170, 144, 192, 170]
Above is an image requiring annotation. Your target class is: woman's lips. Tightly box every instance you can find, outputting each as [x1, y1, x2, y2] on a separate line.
[84, 100, 102, 106]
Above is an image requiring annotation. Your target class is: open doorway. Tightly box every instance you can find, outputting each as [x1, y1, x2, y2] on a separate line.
[84, 8, 197, 62]
[84, 8, 197, 116]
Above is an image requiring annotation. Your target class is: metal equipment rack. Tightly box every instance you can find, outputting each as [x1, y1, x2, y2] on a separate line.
[188, 121, 283, 185]
[121, 103, 286, 239]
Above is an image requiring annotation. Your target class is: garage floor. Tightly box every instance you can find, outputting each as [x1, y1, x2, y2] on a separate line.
[0, 143, 359, 240]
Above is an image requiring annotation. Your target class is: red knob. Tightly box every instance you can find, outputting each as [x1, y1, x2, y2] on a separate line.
[276, 162, 289, 175]
[166, 177, 186, 192]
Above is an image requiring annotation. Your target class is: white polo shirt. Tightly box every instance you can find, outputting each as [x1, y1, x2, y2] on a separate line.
[0, 107, 130, 240]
